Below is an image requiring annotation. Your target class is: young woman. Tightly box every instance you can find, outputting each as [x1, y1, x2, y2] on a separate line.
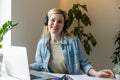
[30, 8, 114, 78]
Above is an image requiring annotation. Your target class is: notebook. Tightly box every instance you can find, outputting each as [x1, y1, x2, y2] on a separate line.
[3, 46, 56, 80]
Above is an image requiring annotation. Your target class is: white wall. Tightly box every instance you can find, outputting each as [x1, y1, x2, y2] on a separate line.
[11, 0, 60, 64]
[60, 0, 120, 70]
[85, 0, 120, 70]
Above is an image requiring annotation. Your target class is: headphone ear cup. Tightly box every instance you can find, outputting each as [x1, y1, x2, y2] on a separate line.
[43, 16, 48, 26]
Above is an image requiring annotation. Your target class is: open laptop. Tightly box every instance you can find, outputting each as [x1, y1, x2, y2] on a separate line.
[3, 46, 31, 80]
[3, 46, 56, 80]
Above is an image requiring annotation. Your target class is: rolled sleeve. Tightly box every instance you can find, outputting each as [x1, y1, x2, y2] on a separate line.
[82, 64, 93, 75]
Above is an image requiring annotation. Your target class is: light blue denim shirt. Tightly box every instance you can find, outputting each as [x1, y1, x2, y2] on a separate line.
[30, 36, 93, 75]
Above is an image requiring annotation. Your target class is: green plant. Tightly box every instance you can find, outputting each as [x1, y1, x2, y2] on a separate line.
[113, 62, 120, 74]
[0, 20, 18, 48]
[68, 3, 97, 55]
[111, 30, 120, 64]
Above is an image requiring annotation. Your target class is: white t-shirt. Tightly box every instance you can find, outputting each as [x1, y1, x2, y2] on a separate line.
[48, 41, 68, 74]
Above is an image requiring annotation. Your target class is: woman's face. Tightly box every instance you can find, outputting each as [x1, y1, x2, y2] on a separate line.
[48, 13, 64, 36]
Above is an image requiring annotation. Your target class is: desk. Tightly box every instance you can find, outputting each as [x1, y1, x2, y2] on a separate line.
[69, 75, 115, 80]
[0, 70, 116, 80]
[30, 70, 116, 80]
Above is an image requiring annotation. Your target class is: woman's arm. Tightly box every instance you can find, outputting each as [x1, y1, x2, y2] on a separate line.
[29, 41, 44, 71]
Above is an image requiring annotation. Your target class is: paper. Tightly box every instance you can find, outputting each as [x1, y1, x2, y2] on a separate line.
[69, 75, 115, 80]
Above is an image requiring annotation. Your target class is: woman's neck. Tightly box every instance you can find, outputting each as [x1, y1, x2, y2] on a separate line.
[50, 34, 61, 42]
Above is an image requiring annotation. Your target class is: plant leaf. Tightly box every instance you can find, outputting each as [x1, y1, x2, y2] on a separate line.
[81, 14, 91, 26]
[68, 9, 74, 27]
[80, 4, 88, 11]
[0, 20, 18, 48]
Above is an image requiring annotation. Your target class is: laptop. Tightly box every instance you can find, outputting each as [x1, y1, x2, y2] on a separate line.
[3, 46, 31, 80]
[3, 46, 56, 80]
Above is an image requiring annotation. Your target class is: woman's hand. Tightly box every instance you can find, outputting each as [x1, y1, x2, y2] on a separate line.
[95, 69, 115, 78]
[89, 68, 115, 78]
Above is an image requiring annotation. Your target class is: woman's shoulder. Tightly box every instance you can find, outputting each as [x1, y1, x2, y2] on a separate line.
[38, 37, 49, 45]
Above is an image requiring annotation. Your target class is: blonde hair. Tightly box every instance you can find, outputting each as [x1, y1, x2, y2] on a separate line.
[47, 8, 68, 21]
[41, 8, 69, 39]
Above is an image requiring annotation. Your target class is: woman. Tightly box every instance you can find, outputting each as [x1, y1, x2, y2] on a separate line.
[30, 8, 114, 78]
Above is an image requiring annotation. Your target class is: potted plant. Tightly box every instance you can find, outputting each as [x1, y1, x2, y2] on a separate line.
[67, 3, 97, 55]
[111, 29, 120, 79]
[113, 62, 120, 80]
[0, 20, 18, 76]
[111, 30, 120, 64]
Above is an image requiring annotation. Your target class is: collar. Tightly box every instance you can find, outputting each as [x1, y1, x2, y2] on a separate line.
[44, 36, 68, 45]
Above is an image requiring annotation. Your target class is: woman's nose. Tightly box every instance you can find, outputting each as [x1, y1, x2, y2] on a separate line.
[53, 21, 58, 26]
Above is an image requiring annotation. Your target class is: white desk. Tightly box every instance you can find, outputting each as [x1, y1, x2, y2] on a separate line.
[0, 70, 116, 80]
[69, 75, 115, 80]
[30, 70, 116, 80]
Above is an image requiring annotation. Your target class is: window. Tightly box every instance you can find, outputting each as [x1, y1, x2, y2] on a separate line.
[0, 0, 11, 47]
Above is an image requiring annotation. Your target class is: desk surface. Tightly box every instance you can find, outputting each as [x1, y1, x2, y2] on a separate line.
[30, 70, 116, 80]
[69, 75, 115, 80]
[0, 70, 116, 80]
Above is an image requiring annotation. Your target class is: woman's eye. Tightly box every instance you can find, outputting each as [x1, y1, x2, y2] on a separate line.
[50, 19, 63, 24]
[57, 21, 63, 24]
[51, 19, 55, 22]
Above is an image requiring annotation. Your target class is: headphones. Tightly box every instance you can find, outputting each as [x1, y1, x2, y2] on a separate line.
[43, 15, 70, 30]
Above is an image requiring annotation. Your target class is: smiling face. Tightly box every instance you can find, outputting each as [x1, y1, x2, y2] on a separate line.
[48, 13, 65, 36]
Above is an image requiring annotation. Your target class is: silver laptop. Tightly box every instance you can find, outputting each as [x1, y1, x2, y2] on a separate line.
[3, 46, 56, 80]
[4, 46, 30, 80]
